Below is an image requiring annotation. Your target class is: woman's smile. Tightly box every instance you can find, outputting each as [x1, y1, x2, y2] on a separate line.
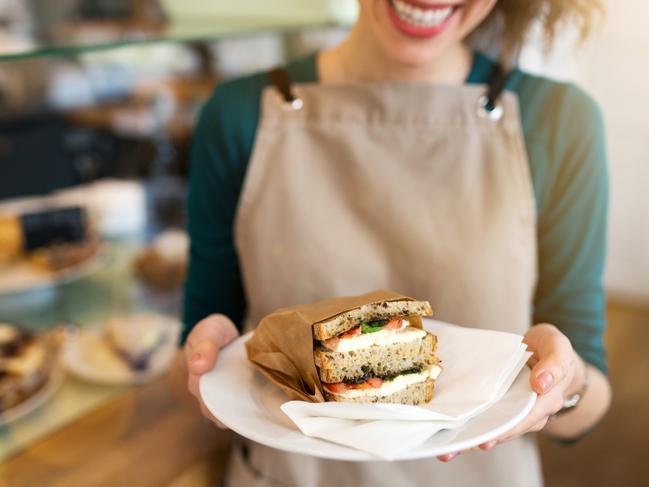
[354, 0, 484, 72]
[386, 0, 462, 38]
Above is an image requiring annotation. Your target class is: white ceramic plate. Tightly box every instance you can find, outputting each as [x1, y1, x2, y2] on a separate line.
[200, 321, 537, 461]
[0, 246, 108, 296]
[61, 319, 180, 386]
[0, 366, 64, 426]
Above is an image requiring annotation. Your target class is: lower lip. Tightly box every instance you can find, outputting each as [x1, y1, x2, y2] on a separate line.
[386, 1, 458, 38]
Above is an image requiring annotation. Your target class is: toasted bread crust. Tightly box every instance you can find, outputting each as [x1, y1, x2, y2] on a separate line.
[312, 300, 433, 341]
[315, 332, 438, 383]
[323, 377, 435, 405]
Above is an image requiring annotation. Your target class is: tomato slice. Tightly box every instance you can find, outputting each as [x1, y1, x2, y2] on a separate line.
[324, 382, 349, 393]
[340, 326, 362, 339]
[384, 318, 403, 330]
[325, 377, 383, 393]
[323, 326, 361, 349]
[364, 377, 383, 389]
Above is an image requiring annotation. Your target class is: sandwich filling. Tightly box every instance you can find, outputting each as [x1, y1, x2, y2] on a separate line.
[324, 364, 442, 399]
[323, 318, 425, 352]
[313, 299, 439, 405]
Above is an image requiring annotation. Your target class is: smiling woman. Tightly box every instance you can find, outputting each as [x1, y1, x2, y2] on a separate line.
[180, 0, 611, 486]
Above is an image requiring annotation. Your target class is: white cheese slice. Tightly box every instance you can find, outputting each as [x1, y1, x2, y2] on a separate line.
[328, 365, 442, 399]
[323, 319, 426, 352]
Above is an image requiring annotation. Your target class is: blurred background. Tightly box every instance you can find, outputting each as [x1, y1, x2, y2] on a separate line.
[0, 1, 646, 486]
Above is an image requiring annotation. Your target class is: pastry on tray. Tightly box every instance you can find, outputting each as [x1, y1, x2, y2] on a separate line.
[0, 323, 60, 412]
[134, 229, 188, 292]
[27, 237, 100, 273]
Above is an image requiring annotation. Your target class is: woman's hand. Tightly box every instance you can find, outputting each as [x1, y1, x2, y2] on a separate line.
[438, 323, 588, 462]
[183, 313, 240, 428]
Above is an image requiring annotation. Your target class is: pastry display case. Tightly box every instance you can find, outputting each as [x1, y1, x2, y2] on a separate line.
[0, 1, 353, 483]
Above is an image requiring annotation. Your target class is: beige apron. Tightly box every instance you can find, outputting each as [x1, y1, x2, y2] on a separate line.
[229, 66, 542, 487]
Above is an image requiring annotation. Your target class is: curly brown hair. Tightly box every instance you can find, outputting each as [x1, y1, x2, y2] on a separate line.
[483, 0, 604, 60]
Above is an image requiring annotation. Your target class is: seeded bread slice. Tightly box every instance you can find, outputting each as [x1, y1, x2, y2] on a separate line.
[323, 377, 435, 405]
[315, 332, 438, 383]
[312, 300, 433, 341]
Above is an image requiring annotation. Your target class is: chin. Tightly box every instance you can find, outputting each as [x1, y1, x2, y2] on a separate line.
[380, 36, 457, 68]
[360, 0, 494, 68]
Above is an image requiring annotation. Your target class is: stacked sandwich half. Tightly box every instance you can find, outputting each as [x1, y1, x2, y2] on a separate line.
[313, 299, 441, 405]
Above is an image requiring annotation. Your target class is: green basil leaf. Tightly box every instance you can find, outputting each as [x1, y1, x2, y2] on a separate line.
[383, 367, 421, 381]
[360, 319, 388, 334]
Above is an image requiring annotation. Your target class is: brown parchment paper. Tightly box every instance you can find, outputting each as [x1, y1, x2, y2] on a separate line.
[245, 289, 421, 402]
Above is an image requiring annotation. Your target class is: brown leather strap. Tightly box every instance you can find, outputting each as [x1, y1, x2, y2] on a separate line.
[484, 63, 510, 111]
[266, 67, 297, 103]
[266, 64, 509, 111]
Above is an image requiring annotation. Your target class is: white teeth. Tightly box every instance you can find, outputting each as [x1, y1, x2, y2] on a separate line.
[392, 0, 454, 28]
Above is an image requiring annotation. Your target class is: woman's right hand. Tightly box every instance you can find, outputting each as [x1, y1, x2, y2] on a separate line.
[183, 313, 240, 428]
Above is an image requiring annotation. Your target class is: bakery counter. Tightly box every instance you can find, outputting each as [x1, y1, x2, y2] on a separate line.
[0, 374, 124, 460]
[0, 238, 194, 475]
[1, 360, 232, 487]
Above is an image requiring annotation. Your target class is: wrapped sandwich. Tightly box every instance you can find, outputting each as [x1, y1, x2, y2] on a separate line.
[246, 290, 442, 405]
[313, 300, 441, 404]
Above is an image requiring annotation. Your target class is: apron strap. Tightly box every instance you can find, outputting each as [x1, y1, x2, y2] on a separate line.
[477, 62, 511, 121]
[485, 63, 510, 110]
[265, 63, 511, 118]
[266, 67, 303, 110]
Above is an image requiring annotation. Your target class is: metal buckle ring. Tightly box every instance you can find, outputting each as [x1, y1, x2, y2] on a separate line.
[477, 95, 503, 121]
[280, 97, 304, 112]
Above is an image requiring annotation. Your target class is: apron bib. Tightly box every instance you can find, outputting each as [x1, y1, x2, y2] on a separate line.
[229, 64, 541, 487]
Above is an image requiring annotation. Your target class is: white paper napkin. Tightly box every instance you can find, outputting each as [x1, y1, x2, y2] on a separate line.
[281, 321, 534, 459]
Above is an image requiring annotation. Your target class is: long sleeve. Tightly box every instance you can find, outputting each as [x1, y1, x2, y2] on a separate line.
[531, 83, 609, 374]
[181, 81, 260, 342]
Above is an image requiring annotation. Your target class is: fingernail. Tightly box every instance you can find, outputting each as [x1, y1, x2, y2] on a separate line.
[191, 353, 202, 363]
[483, 440, 497, 450]
[536, 371, 554, 393]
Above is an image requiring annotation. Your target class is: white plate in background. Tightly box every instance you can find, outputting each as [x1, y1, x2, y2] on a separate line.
[61, 317, 180, 386]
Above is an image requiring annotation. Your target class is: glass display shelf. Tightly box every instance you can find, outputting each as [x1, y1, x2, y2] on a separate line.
[0, 16, 350, 62]
[0, 241, 176, 460]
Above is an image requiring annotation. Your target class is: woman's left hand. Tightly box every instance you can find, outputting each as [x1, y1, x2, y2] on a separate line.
[438, 323, 587, 462]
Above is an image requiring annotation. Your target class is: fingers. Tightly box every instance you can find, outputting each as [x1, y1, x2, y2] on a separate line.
[452, 410, 550, 456]
[181, 314, 240, 430]
[529, 417, 549, 433]
[189, 314, 240, 350]
[437, 452, 461, 462]
[184, 314, 240, 373]
[500, 413, 546, 442]
[187, 368, 201, 397]
[186, 349, 229, 429]
[479, 440, 497, 451]
[496, 417, 550, 445]
[473, 325, 577, 452]
[524, 324, 575, 395]
[493, 391, 561, 444]
[187, 339, 219, 375]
